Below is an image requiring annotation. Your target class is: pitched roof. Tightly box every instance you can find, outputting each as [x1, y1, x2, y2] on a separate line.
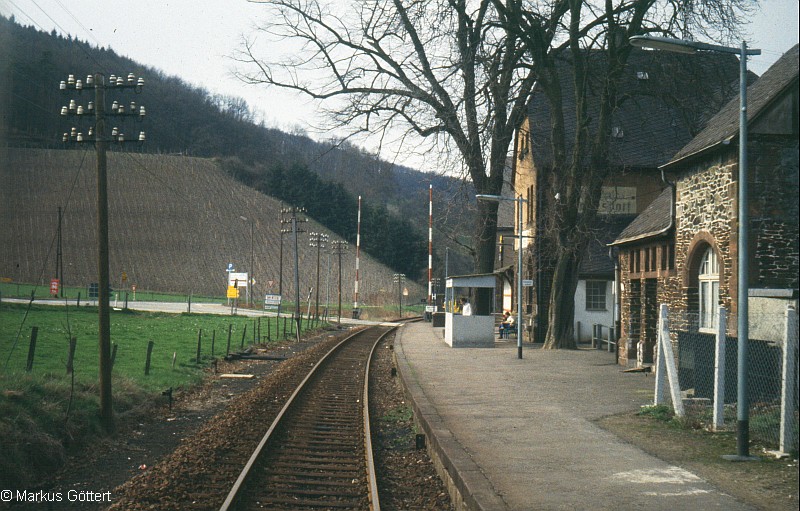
[664, 44, 799, 167]
[609, 186, 673, 246]
[526, 48, 742, 170]
[579, 215, 639, 277]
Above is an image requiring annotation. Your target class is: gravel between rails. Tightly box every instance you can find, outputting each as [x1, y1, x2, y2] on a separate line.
[84, 327, 455, 510]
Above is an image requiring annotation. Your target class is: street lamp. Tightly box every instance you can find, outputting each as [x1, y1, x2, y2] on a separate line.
[476, 193, 528, 359]
[629, 34, 760, 460]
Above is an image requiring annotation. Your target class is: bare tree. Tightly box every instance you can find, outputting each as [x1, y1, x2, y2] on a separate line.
[496, 0, 755, 348]
[236, 0, 539, 313]
[237, 0, 755, 338]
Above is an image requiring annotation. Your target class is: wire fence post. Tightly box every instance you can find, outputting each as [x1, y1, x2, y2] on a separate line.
[779, 305, 798, 455]
[654, 304, 684, 417]
[712, 307, 728, 431]
[25, 327, 38, 372]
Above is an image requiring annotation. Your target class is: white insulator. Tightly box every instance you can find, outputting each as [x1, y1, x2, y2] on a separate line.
[138, 131, 146, 142]
[77, 132, 84, 142]
[61, 106, 68, 116]
[111, 127, 119, 136]
[77, 105, 84, 115]
[69, 99, 77, 110]
[67, 74, 75, 85]
[76, 79, 83, 90]
[60, 81, 66, 90]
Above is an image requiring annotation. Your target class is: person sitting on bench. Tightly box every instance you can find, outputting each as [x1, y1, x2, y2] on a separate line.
[499, 311, 515, 337]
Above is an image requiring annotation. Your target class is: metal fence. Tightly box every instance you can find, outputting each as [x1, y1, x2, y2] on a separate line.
[656, 305, 799, 453]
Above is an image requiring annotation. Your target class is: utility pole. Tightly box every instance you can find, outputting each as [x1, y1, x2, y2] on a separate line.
[240, 216, 254, 308]
[277, 203, 288, 300]
[56, 206, 64, 297]
[281, 206, 306, 340]
[394, 273, 406, 318]
[309, 232, 328, 318]
[60, 72, 145, 432]
[331, 240, 348, 324]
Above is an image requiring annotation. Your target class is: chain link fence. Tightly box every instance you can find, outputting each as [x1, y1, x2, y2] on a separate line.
[659, 306, 798, 452]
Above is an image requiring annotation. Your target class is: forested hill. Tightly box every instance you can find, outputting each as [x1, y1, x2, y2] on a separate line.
[0, 15, 473, 279]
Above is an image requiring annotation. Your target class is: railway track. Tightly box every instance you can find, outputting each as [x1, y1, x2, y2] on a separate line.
[220, 324, 394, 510]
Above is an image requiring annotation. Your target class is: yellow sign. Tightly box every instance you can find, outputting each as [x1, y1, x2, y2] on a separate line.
[227, 286, 239, 299]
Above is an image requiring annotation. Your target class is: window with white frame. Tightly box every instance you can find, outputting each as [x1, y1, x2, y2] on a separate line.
[698, 247, 719, 331]
[585, 280, 607, 311]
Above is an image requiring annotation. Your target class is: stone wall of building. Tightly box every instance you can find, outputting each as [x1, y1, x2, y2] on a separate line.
[748, 137, 800, 290]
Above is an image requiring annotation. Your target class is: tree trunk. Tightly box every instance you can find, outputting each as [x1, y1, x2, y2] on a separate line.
[473, 198, 499, 315]
[543, 248, 581, 349]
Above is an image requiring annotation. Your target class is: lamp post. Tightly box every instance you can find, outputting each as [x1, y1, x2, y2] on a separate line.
[629, 35, 760, 459]
[476, 193, 528, 359]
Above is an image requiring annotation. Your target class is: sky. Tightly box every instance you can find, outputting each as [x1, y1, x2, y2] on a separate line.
[2, 0, 798, 173]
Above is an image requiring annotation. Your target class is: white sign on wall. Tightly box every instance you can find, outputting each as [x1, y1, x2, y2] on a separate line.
[598, 186, 637, 215]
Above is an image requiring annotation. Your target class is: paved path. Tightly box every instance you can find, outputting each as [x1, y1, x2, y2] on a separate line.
[395, 321, 753, 511]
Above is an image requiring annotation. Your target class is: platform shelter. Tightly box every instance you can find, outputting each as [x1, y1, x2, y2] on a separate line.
[444, 274, 496, 347]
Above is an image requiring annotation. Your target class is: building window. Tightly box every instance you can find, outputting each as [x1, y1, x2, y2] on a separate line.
[698, 247, 719, 331]
[585, 280, 607, 311]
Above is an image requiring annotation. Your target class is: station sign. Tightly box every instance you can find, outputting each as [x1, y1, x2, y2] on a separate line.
[264, 293, 282, 312]
[228, 272, 249, 288]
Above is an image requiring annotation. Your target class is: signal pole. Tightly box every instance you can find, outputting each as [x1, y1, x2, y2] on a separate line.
[60, 72, 145, 432]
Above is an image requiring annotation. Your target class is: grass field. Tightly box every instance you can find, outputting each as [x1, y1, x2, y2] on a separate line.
[0, 281, 222, 305]
[0, 301, 317, 488]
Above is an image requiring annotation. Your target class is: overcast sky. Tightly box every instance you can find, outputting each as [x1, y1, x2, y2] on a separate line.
[2, 0, 798, 172]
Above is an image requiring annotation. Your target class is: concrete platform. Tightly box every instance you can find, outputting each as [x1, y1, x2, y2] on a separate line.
[395, 321, 753, 511]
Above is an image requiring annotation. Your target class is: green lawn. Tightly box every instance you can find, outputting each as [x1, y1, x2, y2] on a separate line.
[0, 281, 223, 304]
[1, 303, 305, 391]
[0, 301, 321, 488]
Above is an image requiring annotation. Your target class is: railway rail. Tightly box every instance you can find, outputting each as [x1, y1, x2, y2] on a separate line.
[220, 324, 396, 510]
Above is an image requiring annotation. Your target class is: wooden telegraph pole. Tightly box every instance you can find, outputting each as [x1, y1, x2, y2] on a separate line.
[60, 72, 146, 432]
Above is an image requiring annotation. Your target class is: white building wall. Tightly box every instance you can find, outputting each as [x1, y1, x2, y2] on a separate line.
[574, 279, 615, 342]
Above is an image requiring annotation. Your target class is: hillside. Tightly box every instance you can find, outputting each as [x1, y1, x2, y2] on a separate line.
[0, 15, 476, 278]
[0, 148, 424, 305]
